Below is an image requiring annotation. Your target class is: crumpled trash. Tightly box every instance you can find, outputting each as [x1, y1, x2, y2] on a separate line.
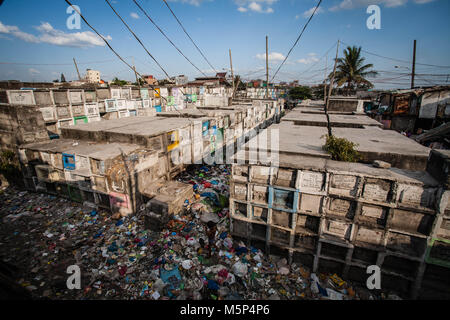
[181, 260, 193, 270]
[232, 261, 248, 278]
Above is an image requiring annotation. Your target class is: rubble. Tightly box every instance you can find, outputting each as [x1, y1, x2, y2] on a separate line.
[0, 164, 404, 300]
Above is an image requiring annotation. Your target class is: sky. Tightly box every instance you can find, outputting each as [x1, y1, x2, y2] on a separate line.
[0, 0, 449, 89]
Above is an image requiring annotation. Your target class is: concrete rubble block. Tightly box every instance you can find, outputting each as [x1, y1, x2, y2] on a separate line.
[146, 181, 194, 216]
[373, 160, 391, 169]
[329, 173, 359, 197]
[361, 178, 393, 202]
[144, 211, 170, 231]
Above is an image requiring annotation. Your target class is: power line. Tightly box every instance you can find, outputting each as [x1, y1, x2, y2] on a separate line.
[0, 57, 133, 66]
[105, 0, 171, 79]
[299, 41, 338, 75]
[162, 0, 217, 74]
[340, 40, 450, 69]
[133, 0, 207, 77]
[270, 0, 322, 82]
[64, 0, 165, 101]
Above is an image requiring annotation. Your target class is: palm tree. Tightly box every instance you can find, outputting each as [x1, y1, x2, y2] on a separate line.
[330, 46, 378, 91]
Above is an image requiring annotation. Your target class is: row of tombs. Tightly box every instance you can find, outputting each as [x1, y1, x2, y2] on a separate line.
[229, 150, 450, 299]
[17, 101, 283, 218]
[1, 86, 234, 135]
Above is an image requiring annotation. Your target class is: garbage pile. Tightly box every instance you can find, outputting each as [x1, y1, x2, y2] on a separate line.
[0, 165, 402, 300]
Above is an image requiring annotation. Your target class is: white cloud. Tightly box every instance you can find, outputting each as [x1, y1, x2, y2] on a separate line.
[256, 52, 286, 62]
[0, 21, 112, 48]
[329, 0, 436, 11]
[235, 0, 277, 14]
[296, 53, 319, 64]
[303, 6, 324, 18]
[130, 12, 139, 19]
[29, 68, 40, 75]
[166, 0, 213, 6]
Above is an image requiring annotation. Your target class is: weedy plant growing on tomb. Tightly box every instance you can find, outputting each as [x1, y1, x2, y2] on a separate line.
[322, 135, 361, 162]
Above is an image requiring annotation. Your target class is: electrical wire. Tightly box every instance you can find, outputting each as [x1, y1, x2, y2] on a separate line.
[133, 0, 207, 77]
[64, 0, 165, 101]
[270, 0, 322, 82]
[105, 0, 171, 79]
[162, 0, 217, 74]
[340, 40, 450, 69]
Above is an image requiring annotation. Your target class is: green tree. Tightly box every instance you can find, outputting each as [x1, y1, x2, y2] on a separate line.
[60, 73, 66, 83]
[111, 77, 128, 86]
[288, 86, 312, 100]
[331, 46, 378, 90]
[133, 78, 145, 86]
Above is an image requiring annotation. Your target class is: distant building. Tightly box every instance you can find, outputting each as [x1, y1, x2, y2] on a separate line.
[175, 75, 188, 86]
[142, 75, 158, 86]
[85, 69, 101, 83]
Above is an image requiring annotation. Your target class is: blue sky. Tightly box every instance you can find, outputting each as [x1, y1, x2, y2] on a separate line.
[0, 0, 449, 89]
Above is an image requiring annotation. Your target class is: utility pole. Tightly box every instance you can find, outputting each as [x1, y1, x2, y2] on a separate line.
[73, 58, 81, 81]
[324, 55, 328, 104]
[266, 35, 269, 99]
[325, 40, 340, 137]
[229, 49, 235, 99]
[132, 56, 140, 89]
[411, 39, 416, 89]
